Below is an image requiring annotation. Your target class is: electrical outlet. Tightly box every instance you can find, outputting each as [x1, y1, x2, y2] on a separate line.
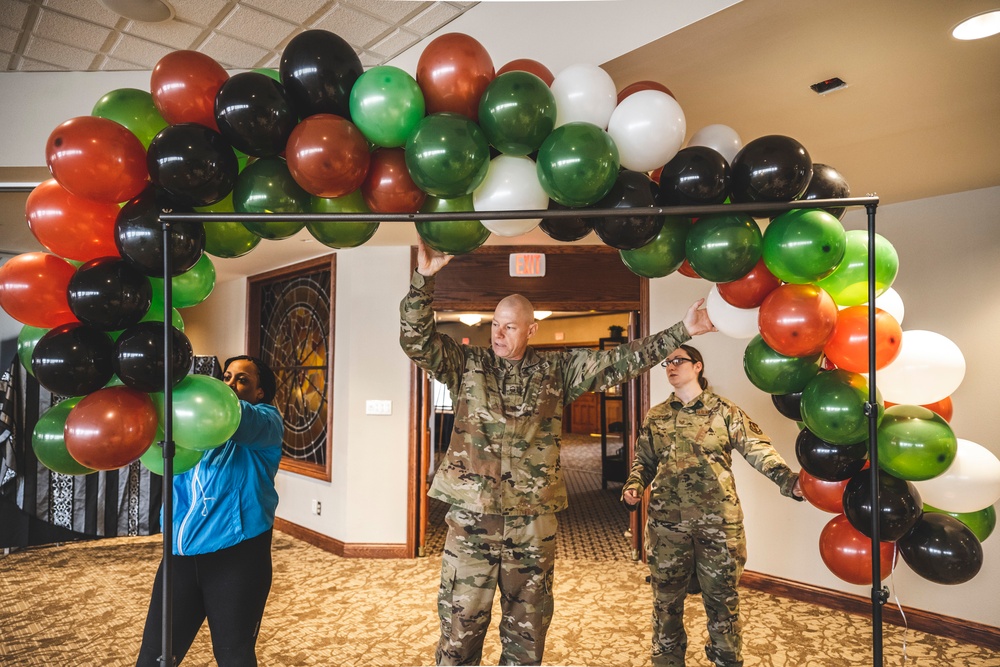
[365, 399, 392, 415]
[311, 499, 322, 515]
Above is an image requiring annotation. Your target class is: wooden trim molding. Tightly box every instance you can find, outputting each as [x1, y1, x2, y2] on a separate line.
[274, 518, 408, 560]
[741, 570, 1000, 651]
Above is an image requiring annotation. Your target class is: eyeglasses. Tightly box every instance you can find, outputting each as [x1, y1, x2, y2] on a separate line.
[661, 358, 694, 368]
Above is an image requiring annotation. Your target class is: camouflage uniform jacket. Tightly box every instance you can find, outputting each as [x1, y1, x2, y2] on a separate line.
[623, 390, 799, 524]
[400, 270, 691, 516]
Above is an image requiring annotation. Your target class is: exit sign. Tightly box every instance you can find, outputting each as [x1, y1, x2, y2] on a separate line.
[509, 253, 546, 277]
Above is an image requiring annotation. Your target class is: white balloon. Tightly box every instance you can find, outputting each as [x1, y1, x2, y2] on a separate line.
[550, 63, 618, 129]
[706, 285, 759, 339]
[607, 90, 686, 173]
[687, 124, 742, 164]
[875, 330, 965, 405]
[913, 439, 1000, 513]
[474, 155, 547, 237]
[872, 287, 905, 326]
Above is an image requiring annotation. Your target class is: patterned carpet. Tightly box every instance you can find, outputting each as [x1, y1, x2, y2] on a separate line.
[2, 531, 998, 666]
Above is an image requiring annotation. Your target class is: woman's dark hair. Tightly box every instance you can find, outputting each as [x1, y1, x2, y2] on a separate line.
[224, 355, 277, 404]
[679, 344, 709, 390]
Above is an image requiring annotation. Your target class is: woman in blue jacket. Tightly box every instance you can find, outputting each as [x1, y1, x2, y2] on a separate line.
[136, 355, 284, 666]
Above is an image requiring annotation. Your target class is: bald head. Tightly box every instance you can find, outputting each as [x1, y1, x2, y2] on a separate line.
[491, 294, 537, 360]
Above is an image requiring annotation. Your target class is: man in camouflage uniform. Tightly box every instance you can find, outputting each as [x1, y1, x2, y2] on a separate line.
[400, 239, 716, 666]
[623, 345, 803, 667]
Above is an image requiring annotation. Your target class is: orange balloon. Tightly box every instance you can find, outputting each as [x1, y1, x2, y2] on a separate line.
[758, 284, 838, 357]
[718, 258, 781, 308]
[823, 306, 902, 374]
[150, 50, 229, 131]
[25, 179, 121, 261]
[45, 116, 149, 204]
[65, 386, 158, 471]
[886, 396, 953, 422]
[0, 252, 78, 328]
[417, 33, 495, 121]
[616, 80, 675, 105]
[497, 58, 554, 86]
[362, 148, 426, 213]
[819, 514, 897, 585]
[678, 258, 701, 279]
[286, 114, 371, 198]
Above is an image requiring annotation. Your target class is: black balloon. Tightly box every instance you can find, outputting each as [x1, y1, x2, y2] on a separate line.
[113, 321, 193, 392]
[730, 134, 812, 203]
[843, 468, 922, 542]
[771, 391, 803, 422]
[147, 123, 238, 207]
[898, 513, 983, 585]
[795, 429, 868, 481]
[800, 163, 851, 220]
[540, 200, 593, 241]
[592, 170, 663, 250]
[32, 323, 114, 396]
[655, 146, 731, 206]
[115, 186, 205, 277]
[215, 72, 297, 157]
[279, 29, 363, 120]
[67, 257, 152, 331]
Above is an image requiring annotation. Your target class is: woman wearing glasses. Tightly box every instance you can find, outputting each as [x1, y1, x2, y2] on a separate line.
[622, 345, 803, 667]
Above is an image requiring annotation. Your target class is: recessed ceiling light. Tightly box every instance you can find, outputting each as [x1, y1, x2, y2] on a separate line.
[952, 10, 1000, 40]
[99, 0, 175, 23]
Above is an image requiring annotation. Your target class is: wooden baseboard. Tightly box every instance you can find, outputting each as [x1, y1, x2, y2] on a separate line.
[273, 518, 409, 559]
[741, 570, 1000, 651]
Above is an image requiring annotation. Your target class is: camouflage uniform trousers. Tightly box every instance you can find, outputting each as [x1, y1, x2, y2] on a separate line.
[436, 506, 557, 666]
[646, 518, 747, 667]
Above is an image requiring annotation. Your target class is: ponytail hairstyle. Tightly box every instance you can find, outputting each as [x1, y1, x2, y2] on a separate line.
[679, 344, 708, 390]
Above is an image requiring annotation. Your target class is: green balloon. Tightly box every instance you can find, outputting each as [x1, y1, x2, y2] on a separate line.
[619, 216, 690, 278]
[17, 325, 48, 376]
[152, 375, 241, 451]
[877, 405, 957, 481]
[762, 208, 847, 284]
[140, 440, 204, 476]
[308, 191, 380, 248]
[743, 335, 823, 394]
[815, 230, 899, 306]
[924, 504, 996, 542]
[685, 214, 762, 282]
[32, 398, 95, 476]
[800, 369, 883, 445]
[349, 66, 425, 148]
[536, 122, 620, 207]
[234, 157, 309, 239]
[252, 67, 281, 82]
[415, 195, 491, 254]
[150, 254, 217, 309]
[478, 71, 556, 156]
[196, 192, 263, 258]
[91, 88, 168, 149]
[405, 113, 491, 198]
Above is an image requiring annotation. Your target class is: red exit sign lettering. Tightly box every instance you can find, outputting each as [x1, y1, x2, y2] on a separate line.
[509, 253, 546, 277]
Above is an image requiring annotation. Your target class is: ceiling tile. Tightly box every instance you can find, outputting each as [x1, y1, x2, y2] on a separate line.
[107, 32, 174, 68]
[42, 0, 120, 27]
[17, 55, 60, 70]
[23, 33, 94, 69]
[0, 25, 19, 52]
[1, 1, 29, 30]
[35, 8, 112, 52]
[369, 27, 421, 61]
[405, 2, 464, 35]
[0, 51, 9, 68]
[242, 0, 331, 25]
[316, 4, 392, 50]
[125, 17, 207, 50]
[169, 0, 230, 27]
[199, 30, 269, 69]
[217, 5, 297, 46]
[344, 0, 428, 24]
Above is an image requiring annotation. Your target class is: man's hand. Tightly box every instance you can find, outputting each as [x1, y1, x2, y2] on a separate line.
[623, 488, 642, 506]
[683, 298, 717, 336]
[416, 238, 453, 277]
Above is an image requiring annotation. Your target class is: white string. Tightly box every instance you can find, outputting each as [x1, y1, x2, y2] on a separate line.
[887, 543, 909, 665]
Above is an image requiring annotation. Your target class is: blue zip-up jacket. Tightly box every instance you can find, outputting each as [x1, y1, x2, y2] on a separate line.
[169, 401, 283, 556]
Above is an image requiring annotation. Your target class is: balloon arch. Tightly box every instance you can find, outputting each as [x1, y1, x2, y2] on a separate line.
[1, 28, 997, 667]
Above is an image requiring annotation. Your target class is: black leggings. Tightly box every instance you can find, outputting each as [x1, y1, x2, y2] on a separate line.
[136, 529, 273, 666]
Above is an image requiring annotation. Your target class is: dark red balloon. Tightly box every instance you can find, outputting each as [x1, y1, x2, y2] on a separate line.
[64, 386, 158, 470]
[616, 79, 675, 105]
[361, 148, 426, 213]
[718, 258, 781, 308]
[286, 114, 370, 198]
[819, 514, 896, 585]
[678, 258, 701, 279]
[799, 469, 849, 514]
[758, 284, 838, 357]
[45, 116, 149, 204]
[26, 179, 121, 261]
[151, 50, 229, 131]
[417, 33, 495, 121]
[497, 58, 553, 86]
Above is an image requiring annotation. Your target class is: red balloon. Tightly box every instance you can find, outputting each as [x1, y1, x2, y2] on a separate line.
[819, 514, 897, 585]
[758, 284, 838, 357]
[497, 58, 554, 86]
[286, 114, 371, 198]
[799, 469, 849, 514]
[150, 50, 229, 131]
[718, 258, 781, 308]
[886, 397, 953, 422]
[417, 33, 495, 121]
[0, 252, 78, 328]
[616, 80, 675, 105]
[45, 116, 149, 204]
[823, 306, 902, 374]
[64, 386, 158, 470]
[25, 179, 121, 261]
[362, 148, 426, 213]
[678, 258, 701, 279]
[649, 166, 663, 184]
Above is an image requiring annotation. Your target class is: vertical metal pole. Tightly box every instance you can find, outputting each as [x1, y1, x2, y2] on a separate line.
[159, 219, 175, 667]
[866, 202, 886, 666]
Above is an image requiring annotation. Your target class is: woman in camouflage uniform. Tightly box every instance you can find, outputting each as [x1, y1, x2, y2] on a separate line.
[623, 345, 803, 667]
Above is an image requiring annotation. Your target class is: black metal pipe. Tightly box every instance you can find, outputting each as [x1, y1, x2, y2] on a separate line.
[159, 221, 175, 667]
